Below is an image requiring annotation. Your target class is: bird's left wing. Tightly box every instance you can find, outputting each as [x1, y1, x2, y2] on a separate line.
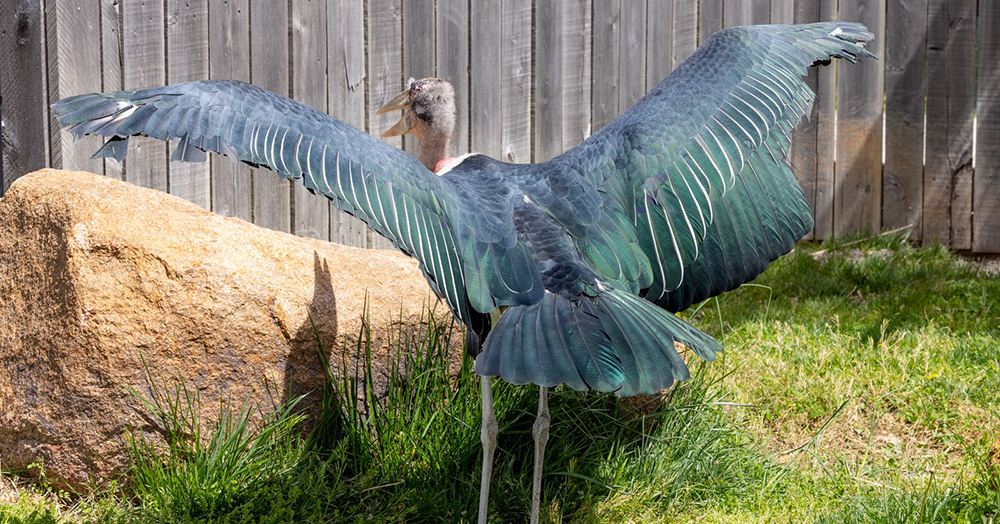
[540, 23, 875, 312]
[52, 80, 537, 327]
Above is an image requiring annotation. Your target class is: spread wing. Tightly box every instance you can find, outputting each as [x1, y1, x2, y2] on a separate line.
[51, 80, 542, 331]
[537, 22, 875, 311]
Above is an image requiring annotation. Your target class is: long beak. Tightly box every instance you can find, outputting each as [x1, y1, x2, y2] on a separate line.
[377, 88, 412, 138]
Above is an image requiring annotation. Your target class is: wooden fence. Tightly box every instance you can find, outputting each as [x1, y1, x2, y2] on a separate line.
[2, 0, 998, 253]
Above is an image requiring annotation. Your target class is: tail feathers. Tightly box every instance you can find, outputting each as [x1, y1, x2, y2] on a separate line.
[475, 286, 721, 397]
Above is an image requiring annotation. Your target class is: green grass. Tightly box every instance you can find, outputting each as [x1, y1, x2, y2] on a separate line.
[2, 234, 998, 522]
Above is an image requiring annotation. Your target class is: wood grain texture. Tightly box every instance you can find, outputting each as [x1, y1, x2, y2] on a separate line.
[291, 0, 330, 241]
[560, 0, 591, 151]
[470, 0, 502, 158]
[500, 0, 531, 163]
[52, 0, 103, 175]
[591, 0, 620, 132]
[812, 0, 838, 239]
[437, 0, 469, 154]
[209, 0, 252, 222]
[402, 0, 434, 156]
[832, 0, 886, 238]
[367, 0, 403, 249]
[770, 0, 794, 24]
[1, 0, 47, 191]
[534, 0, 563, 162]
[883, 0, 926, 240]
[328, 0, 369, 248]
[923, 0, 975, 248]
[618, 0, 646, 113]
[101, 0, 123, 181]
[699, 0, 722, 44]
[974, 0, 1000, 252]
[671, 0, 698, 67]
[250, 0, 291, 234]
[646, 0, 672, 91]
[122, 0, 167, 192]
[789, 0, 820, 239]
[166, 0, 210, 209]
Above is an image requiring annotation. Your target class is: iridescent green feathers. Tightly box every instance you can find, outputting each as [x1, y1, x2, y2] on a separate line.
[52, 22, 875, 397]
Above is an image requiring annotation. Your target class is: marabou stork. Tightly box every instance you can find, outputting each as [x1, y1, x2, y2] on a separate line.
[53, 22, 875, 522]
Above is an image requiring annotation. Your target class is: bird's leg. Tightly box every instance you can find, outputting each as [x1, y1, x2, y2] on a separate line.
[530, 386, 550, 524]
[478, 375, 499, 524]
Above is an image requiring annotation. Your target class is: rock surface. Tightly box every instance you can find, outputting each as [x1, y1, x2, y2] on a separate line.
[0, 169, 461, 492]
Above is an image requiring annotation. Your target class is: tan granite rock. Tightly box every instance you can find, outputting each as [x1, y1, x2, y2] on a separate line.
[0, 169, 461, 492]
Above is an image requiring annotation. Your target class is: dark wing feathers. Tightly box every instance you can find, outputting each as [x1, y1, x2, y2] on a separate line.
[53, 22, 874, 397]
[549, 22, 873, 312]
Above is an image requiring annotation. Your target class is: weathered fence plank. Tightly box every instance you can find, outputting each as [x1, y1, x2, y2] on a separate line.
[0, 0, 47, 192]
[974, 0, 1000, 252]
[403, 0, 435, 157]
[291, 0, 330, 241]
[367, 0, 403, 249]
[534, 0, 563, 162]
[328, 0, 369, 248]
[770, 0, 794, 24]
[249, 0, 291, 234]
[501, 0, 531, 163]
[208, 0, 252, 222]
[699, 0, 723, 44]
[924, 0, 975, 248]
[560, 0, 591, 150]
[789, 0, 820, 239]
[812, 0, 839, 239]
[833, 0, 885, 237]
[166, 0, 210, 209]
[122, 0, 167, 192]
[51, 0, 103, 176]
[646, 0, 673, 90]
[883, 0, 926, 241]
[437, 0, 470, 154]
[470, 0, 502, 159]
[592, 0, 620, 132]
[672, 0, 698, 67]
[101, 0, 123, 181]
[619, 0, 647, 113]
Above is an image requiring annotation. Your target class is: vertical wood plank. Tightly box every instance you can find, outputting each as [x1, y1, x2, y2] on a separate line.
[166, 0, 209, 209]
[813, 0, 838, 239]
[923, 0, 975, 248]
[722, 0, 749, 28]
[250, 0, 291, 233]
[367, 0, 403, 248]
[619, 0, 646, 111]
[209, 0, 252, 222]
[770, 0, 794, 24]
[52, 0, 103, 175]
[470, 0, 502, 158]
[699, 0, 723, 44]
[122, 0, 167, 191]
[671, 0, 698, 68]
[883, 0, 926, 240]
[974, 0, 1000, 252]
[101, 0, 123, 180]
[834, 0, 885, 237]
[789, 0, 820, 240]
[534, 0, 562, 162]
[501, 0, 531, 162]
[592, 0, 620, 132]
[290, 0, 330, 241]
[749, 0, 770, 24]
[646, 0, 673, 90]
[437, 0, 469, 154]
[328, 0, 369, 247]
[561, 0, 591, 151]
[402, 0, 435, 157]
[1, 0, 47, 190]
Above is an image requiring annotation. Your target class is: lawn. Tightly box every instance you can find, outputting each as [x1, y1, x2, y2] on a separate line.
[2, 234, 998, 523]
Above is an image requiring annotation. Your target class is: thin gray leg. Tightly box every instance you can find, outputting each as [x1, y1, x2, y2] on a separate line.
[478, 376, 499, 524]
[530, 386, 550, 524]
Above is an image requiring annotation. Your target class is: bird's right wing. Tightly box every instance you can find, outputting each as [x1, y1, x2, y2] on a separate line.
[544, 23, 875, 312]
[52, 80, 539, 327]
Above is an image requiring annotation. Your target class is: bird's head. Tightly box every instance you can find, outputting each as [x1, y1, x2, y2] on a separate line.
[377, 77, 457, 171]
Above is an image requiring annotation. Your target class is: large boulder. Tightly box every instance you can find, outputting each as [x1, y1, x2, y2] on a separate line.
[0, 169, 461, 492]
